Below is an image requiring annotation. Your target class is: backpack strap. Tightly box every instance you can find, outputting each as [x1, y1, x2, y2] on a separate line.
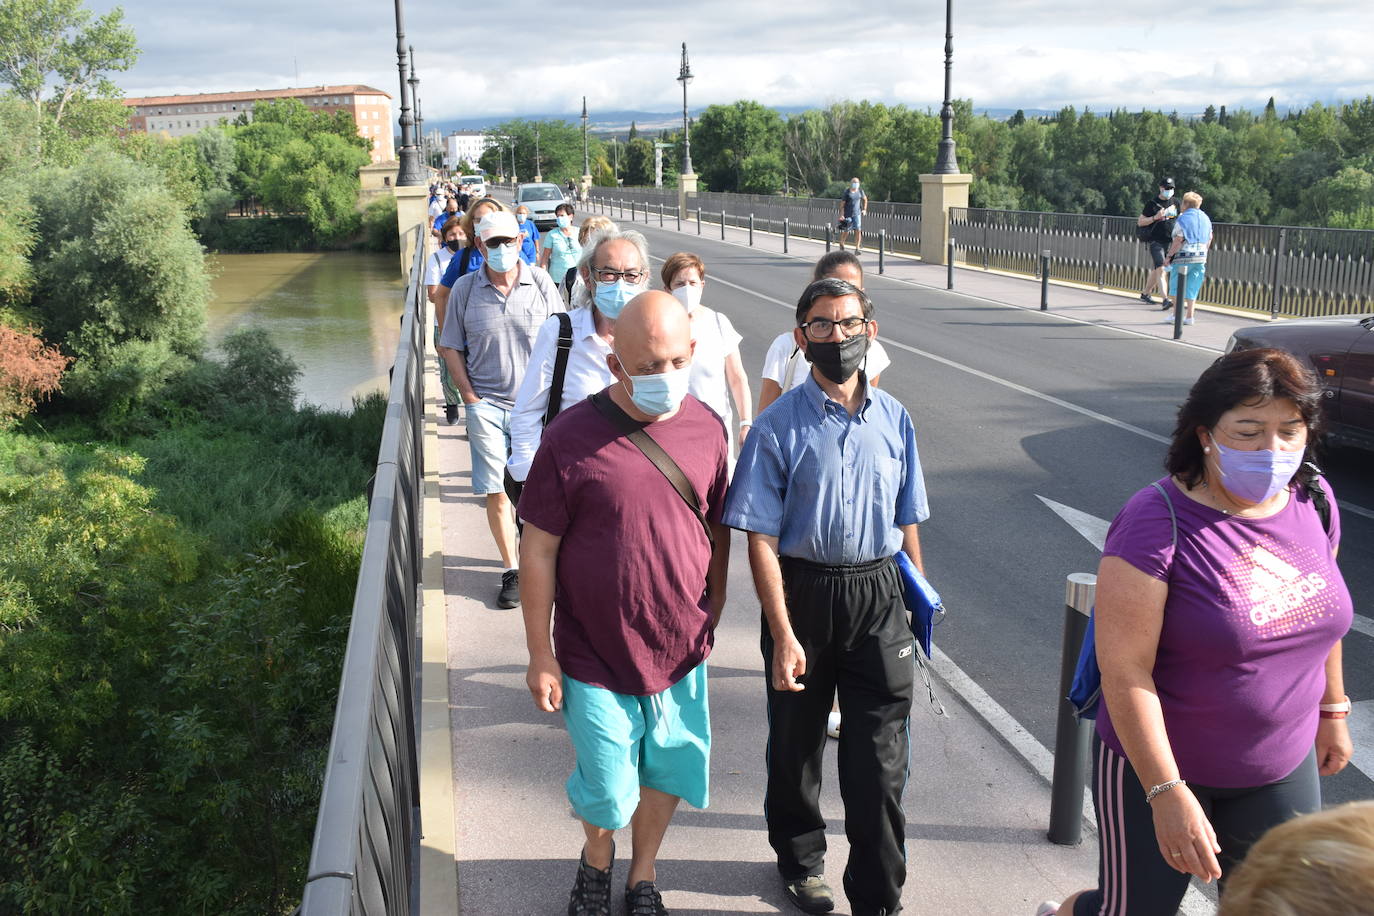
[1301, 462, 1333, 535]
[458, 245, 474, 277]
[590, 391, 714, 549]
[543, 312, 573, 428]
[1149, 480, 1179, 550]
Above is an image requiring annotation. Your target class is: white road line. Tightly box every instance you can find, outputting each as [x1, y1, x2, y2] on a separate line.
[687, 262, 1374, 522]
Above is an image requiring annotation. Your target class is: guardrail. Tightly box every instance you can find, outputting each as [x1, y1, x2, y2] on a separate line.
[297, 224, 426, 915]
[951, 207, 1374, 319]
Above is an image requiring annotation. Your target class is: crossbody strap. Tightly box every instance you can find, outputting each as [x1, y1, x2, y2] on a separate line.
[543, 312, 573, 428]
[1149, 481, 1179, 550]
[590, 391, 714, 548]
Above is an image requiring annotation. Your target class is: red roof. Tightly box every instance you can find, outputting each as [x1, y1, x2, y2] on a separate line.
[123, 85, 390, 107]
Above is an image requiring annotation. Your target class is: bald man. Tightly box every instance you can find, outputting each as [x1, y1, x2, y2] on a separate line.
[519, 291, 732, 916]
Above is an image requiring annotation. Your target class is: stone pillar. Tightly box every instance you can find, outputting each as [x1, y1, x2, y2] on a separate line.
[395, 184, 429, 276]
[918, 172, 972, 265]
[677, 171, 698, 221]
[580, 173, 592, 202]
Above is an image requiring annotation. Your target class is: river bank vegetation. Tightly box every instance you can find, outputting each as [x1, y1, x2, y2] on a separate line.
[0, 1, 384, 911]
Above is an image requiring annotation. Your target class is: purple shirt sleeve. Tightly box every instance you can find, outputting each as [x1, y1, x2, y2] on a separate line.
[1101, 482, 1176, 581]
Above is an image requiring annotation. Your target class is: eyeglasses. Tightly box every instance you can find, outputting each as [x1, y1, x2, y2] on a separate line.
[592, 267, 647, 284]
[800, 317, 869, 340]
[484, 237, 516, 247]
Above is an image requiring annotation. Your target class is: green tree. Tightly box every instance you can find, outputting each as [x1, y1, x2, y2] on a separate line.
[693, 100, 784, 193]
[622, 136, 655, 186]
[0, 0, 138, 161]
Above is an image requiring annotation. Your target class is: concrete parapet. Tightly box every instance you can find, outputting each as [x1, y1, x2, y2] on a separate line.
[919, 172, 973, 265]
[395, 184, 430, 275]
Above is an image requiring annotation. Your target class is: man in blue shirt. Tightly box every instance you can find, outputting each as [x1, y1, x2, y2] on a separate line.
[724, 277, 928, 916]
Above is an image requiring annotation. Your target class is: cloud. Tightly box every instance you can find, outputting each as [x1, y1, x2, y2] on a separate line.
[96, 0, 1374, 123]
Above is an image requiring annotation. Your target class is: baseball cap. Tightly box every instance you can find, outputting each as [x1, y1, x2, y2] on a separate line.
[1159, 177, 1176, 189]
[476, 211, 518, 241]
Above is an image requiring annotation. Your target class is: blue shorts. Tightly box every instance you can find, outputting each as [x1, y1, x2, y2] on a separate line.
[561, 662, 711, 831]
[465, 398, 510, 495]
[1168, 261, 1206, 300]
[842, 214, 861, 231]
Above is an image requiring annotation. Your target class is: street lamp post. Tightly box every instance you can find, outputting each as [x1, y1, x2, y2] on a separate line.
[612, 137, 619, 185]
[408, 46, 424, 172]
[507, 136, 516, 185]
[534, 125, 541, 182]
[677, 43, 695, 183]
[933, 0, 960, 174]
[392, 0, 423, 185]
[580, 96, 591, 200]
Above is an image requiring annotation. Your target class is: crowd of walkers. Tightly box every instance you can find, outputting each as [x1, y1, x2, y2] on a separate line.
[424, 181, 1357, 916]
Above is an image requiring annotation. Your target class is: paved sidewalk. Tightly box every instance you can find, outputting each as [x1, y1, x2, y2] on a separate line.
[600, 202, 1271, 355]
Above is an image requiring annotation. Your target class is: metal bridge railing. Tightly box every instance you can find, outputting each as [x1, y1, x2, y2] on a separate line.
[298, 223, 426, 916]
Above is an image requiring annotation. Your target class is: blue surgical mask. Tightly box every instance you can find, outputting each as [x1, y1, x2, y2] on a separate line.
[1209, 437, 1305, 505]
[556, 215, 572, 229]
[851, 181, 860, 189]
[516, 213, 527, 224]
[484, 241, 519, 272]
[1161, 189, 1174, 200]
[616, 356, 692, 416]
[593, 279, 643, 320]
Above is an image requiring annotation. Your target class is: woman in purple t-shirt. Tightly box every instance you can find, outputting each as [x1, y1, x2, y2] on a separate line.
[1043, 348, 1354, 916]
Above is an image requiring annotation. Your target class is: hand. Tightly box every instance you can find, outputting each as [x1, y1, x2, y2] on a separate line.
[1150, 785, 1222, 882]
[527, 654, 563, 712]
[1316, 717, 1353, 776]
[461, 393, 483, 406]
[771, 635, 806, 692]
[739, 423, 751, 444]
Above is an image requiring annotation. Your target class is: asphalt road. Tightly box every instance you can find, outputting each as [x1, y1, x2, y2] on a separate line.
[623, 220, 1374, 806]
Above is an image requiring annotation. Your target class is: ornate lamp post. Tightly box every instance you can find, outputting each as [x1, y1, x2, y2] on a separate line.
[933, 0, 960, 174]
[534, 125, 541, 182]
[392, 0, 423, 185]
[580, 96, 591, 199]
[677, 43, 695, 179]
[507, 135, 516, 185]
[408, 46, 424, 171]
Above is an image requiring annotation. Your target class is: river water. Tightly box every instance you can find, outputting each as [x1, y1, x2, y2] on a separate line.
[207, 251, 405, 411]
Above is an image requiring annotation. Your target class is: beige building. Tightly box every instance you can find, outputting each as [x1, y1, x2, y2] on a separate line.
[123, 85, 395, 163]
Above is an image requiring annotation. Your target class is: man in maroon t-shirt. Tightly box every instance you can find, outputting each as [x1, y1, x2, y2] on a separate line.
[519, 291, 732, 916]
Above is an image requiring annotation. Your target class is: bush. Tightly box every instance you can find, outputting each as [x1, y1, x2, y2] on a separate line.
[196, 215, 321, 253]
[0, 326, 69, 427]
[361, 194, 399, 252]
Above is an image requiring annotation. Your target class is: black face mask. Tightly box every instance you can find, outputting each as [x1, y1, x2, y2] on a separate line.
[446, 238, 463, 251]
[805, 332, 869, 384]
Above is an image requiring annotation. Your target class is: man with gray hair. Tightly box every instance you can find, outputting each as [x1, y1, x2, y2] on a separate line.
[439, 209, 562, 608]
[725, 277, 929, 916]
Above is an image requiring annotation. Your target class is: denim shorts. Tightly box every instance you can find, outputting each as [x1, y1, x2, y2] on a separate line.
[1169, 261, 1207, 300]
[464, 398, 510, 495]
[561, 662, 711, 830]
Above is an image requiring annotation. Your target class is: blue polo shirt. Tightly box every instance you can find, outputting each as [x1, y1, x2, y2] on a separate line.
[723, 373, 928, 565]
[517, 218, 540, 265]
[434, 210, 459, 233]
[439, 245, 486, 287]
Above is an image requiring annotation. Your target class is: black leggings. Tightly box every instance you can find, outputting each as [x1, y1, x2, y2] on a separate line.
[1074, 735, 1319, 916]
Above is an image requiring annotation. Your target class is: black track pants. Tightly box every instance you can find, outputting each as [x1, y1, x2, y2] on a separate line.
[762, 556, 914, 916]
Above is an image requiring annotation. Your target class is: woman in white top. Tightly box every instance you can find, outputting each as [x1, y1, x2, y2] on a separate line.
[757, 250, 890, 413]
[661, 251, 752, 456]
[426, 219, 466, 423]
[506, 228, 651, 482]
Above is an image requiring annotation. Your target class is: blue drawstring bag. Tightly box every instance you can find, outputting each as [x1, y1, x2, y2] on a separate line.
[1068, 610, 1101, 719]
[894, 551, 945, 659]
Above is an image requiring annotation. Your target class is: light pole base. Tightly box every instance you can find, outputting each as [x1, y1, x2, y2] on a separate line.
[393, 184, 430, 275]
[534, 173, 542, 183]
[580, 174, 592, 201]
[918, 171, 972, 265]
[679, 171, 699, 194]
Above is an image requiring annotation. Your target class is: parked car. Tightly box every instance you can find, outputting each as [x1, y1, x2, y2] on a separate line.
[459, 174, 486, 199]
[1226, 314, 1374, 450]
[512, 182, 567, 229]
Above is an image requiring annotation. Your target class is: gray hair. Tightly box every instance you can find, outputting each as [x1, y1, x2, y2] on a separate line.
[795, 277, 873, 324]
[572, 228, 651, 310]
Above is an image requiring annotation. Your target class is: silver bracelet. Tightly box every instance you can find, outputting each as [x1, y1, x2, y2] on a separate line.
[1145, 778, 1186, 805]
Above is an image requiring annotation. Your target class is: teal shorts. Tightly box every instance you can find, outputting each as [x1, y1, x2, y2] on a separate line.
[561, 662, 711, 831]
[1168, 261, 1206, 300]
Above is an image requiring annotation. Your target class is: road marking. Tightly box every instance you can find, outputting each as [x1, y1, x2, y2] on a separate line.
[1349, 700, 1374, 781]
[685, 261, 1374, 522]
[1037, 496, 1110, 552]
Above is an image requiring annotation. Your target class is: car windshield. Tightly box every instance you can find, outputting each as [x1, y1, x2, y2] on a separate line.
[461, 177, 482, 185]
[520, 187, 563, 201]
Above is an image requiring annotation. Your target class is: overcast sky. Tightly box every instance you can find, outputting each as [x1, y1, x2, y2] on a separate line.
[102, 0, 1374, 122]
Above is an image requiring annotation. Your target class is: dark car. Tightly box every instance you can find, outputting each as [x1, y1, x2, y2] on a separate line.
[1226, 314, 1374, 450]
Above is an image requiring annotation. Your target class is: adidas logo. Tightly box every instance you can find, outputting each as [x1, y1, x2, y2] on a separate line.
[1247, 545, 1328, 627]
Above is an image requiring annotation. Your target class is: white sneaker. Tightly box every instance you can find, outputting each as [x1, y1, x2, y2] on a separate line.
[826, 711, 842, 739]
[1034, 903, 1060, 916]
[1183, 317, 1195, 325]
[1160, 314, 1176, 323]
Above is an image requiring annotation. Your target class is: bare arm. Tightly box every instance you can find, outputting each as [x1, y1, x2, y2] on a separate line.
[724, 349, 753, 443]
[519, 522, 563, 712]
[706, 523, 731, 627]
[757, 379, 783, 413]
[1316, 641, 1352, 776]
[538, 242, 552, 271]
[900, 523, 923, 575]
[1096, 555, 1222, 882]
[746, 532, 805, 691]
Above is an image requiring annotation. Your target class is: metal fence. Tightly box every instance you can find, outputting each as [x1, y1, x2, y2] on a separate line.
[950, 207, 1374, 319]
[298, 224, 426, 915]
[587, 187, 923, 257]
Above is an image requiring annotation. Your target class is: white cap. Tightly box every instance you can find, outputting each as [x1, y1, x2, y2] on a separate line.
[477, 210, 518, 241]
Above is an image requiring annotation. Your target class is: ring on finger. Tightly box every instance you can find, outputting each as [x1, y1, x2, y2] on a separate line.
[1170, 851, 1183, 858]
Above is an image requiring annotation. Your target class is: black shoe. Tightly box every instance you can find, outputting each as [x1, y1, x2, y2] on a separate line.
[1139, 293, 1154, 304]
[444, 403, 458, 425]
[568, 846, 613, 916]
[784, 876, 835, 914]
[497, 569, 520, 608]
[625, 880, 669, 916]
[1160, 298, 1174, 311]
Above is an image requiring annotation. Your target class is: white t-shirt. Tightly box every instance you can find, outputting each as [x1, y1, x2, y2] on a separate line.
[687, 305, 743, 421]
[760, 332, 891, 391]
[428, 198, 444, 218]
[425, 246, 455, 288]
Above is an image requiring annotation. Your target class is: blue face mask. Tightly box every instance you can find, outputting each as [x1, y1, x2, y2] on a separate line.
[616, 355, 692, 416]
[484, 241, 519, 272]
[516, 213, 527, 224]
[556, 215, 572, 229]
[593, 279, 643, 320]
[1160, 188, 1175, 200]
